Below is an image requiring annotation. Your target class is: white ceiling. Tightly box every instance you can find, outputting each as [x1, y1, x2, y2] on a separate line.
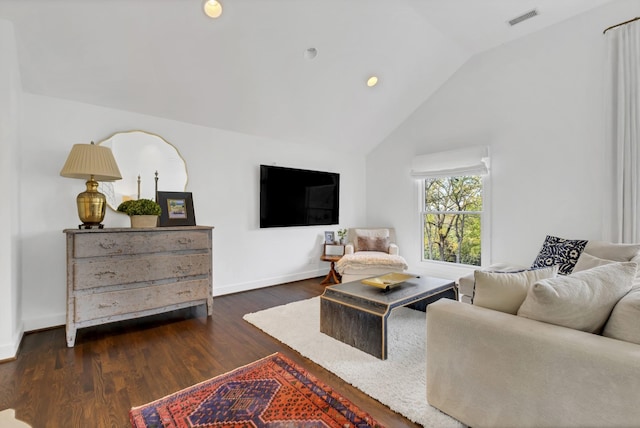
[0, 0, 615, 153]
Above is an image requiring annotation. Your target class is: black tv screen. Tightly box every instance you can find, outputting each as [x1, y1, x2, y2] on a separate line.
[260, 165, 340, 228]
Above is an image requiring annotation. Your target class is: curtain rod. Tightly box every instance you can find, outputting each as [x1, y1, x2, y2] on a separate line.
[603, 16, 640, 34]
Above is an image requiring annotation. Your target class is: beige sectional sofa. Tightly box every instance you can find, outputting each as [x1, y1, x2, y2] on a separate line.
[426, 299, 640, 428]
[426, 239, 640, 427]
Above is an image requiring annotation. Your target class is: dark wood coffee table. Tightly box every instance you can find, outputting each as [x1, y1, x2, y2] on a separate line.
[320, 274, 456, 359]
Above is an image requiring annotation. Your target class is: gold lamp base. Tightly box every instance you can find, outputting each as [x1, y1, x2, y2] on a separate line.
[76, 178, 107, 229]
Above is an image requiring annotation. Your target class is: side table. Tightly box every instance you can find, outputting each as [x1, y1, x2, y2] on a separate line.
[320, 254, 342, 285]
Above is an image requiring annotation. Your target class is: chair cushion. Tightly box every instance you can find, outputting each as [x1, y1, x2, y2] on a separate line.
[530, 235, 588, 275]
[517, 262, 636, 333]
[473, 266, 558, 314]
[602, 288, 640, 345]
[336, 251, 408, 274]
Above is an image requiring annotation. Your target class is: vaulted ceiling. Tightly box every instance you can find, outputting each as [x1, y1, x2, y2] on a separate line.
[0, 0, 614, 153]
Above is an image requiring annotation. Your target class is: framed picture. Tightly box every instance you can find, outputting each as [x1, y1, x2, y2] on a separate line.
[324, 231, 335, 244]
[157, 191, 196, 226]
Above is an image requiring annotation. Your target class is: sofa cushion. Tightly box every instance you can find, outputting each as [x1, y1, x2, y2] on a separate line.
[473, 266, 558, 314]
[458, 263, 528, 303]
[353, 228, 389, 252]
[602, 288, 640, 345]
[582, 240, 640, 262]
[530, 235, 588, 275]
[572, 252, 616, 272]
[579, 240, 640, 288]
[517, 262, 636, 333]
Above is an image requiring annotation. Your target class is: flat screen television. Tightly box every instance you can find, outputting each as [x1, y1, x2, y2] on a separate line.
[260, 165, 339, 228]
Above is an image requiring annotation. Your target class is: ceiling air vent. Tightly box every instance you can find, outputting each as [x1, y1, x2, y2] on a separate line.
[508, 9, 539, 26]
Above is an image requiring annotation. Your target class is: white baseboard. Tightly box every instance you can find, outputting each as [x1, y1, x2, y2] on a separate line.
[213, 268, 326, 296]
[23, 312, 65, 333]
[20, 270, 328, 334]
[0, 326, 23, 361]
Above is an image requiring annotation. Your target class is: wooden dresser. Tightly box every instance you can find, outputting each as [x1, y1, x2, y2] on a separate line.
[64, 226, 213, 347]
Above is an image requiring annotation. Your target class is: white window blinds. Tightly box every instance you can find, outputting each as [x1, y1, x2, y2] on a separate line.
[410, 146, 490, 178]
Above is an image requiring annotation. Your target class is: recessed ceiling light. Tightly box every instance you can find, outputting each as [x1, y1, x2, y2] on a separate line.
[304, 48, 318, 60]
[203, 0, 223, 19]
[366, 76, 378, 87]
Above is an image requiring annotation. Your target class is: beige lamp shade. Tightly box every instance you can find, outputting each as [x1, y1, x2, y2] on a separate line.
[60, 142, 122, 181]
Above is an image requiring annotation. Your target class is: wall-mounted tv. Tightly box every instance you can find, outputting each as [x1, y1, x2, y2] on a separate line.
[260, 164, 340, 228]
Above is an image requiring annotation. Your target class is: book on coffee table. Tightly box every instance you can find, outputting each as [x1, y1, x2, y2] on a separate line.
[361, 272, 416, 290]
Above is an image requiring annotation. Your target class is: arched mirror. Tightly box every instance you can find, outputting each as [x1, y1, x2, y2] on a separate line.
[98, 130, 188, 210]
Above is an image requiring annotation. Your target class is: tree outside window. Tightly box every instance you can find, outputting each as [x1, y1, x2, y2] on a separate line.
[422, 176, 482, 266]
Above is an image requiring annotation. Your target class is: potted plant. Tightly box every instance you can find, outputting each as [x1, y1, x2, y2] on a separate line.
[337, 228, 348, 245]
[117, 199, 162, 228]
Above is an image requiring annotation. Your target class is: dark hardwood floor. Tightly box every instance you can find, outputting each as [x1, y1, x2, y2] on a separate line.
[0, 278, 420, 427]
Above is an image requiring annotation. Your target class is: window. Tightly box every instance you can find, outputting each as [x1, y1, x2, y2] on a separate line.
[421, 176, 482, 266]
[410, 146, 489, 267]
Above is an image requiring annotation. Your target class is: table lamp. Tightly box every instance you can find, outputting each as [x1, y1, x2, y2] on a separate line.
[60, 141, 122, 229]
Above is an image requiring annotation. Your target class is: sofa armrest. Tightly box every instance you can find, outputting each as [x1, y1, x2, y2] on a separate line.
[389, 243, 399, 255]
[344, 244, 354, 255]
[426, 299, 640, 428]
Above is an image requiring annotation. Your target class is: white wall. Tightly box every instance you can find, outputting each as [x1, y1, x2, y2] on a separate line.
[12, 0, 640, 343]
[19, 94, 366, 331]
[367, 0, 640, 280]
[0, 19, 22, 360]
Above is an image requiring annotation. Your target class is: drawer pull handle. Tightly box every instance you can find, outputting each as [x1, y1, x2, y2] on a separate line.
[177, 238, 193, 245]
[94, 271, 116, 279]
[99, 240, 118, 249]
[174, 264, 193, 274]
[177, 291, 191, 296]
[98, 302, 118, 309]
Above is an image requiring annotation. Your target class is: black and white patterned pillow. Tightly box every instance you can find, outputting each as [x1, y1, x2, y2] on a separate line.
[531, 235, 588, 275]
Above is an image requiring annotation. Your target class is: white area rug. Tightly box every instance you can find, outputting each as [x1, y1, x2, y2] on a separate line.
[0, 409, 31, 427]
[243, 297, 463, 427]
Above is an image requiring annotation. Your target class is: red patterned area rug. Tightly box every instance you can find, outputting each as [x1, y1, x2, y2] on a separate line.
[129, 352, 383, 427]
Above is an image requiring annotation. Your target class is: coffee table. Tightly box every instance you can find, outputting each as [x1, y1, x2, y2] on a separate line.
[320, 274, 456, 359]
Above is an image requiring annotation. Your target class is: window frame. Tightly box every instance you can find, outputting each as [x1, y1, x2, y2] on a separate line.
[417, 174, 491, 271]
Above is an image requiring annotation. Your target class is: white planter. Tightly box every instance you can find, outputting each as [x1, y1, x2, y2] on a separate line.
[130, 215, 158, 228]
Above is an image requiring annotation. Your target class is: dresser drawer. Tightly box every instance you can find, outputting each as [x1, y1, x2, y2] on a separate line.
[72, 229, 210, 258]
[74, 279, 210, 322]
[73, 252, 210, 290]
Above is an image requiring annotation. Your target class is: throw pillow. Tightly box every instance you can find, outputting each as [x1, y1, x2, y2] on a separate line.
[602, 288, 640, 345]
[354, 229, 390, 252]
[572, 252, 616, 273]
[517, 262, 637, 333]
[473, 266, 558, 314]
[356, 236, 390, 253]
[530, 235, 588, 275]
[581, 240, 640, 262]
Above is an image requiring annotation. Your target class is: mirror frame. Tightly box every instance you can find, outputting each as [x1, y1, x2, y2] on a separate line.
[97, 130, 188, 211]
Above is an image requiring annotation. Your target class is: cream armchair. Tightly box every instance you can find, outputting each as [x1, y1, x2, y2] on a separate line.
[336, 227, 408, 283]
